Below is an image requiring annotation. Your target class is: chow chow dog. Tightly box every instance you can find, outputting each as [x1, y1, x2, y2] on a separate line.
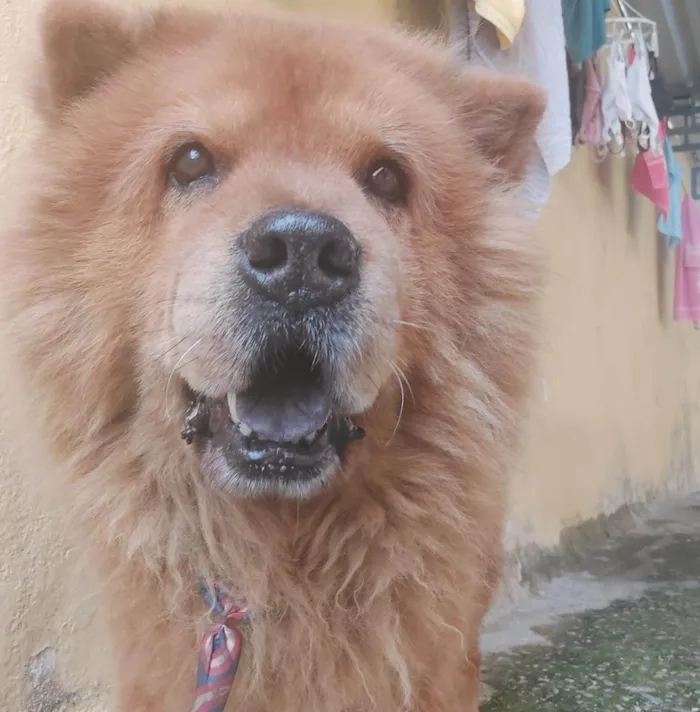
[1, 1, 544, 709]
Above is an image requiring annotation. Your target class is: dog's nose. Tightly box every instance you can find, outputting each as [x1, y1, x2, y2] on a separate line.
[240, 209, 361, 307]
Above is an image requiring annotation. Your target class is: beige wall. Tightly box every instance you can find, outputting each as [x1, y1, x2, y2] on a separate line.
[1, 0, 698, 709]
[510, 151, 700, 550]
[0, 2, 115, 710]
[275, 0, 394, 19]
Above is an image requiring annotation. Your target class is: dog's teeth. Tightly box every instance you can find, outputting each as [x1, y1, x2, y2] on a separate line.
[239, 422, 252, 437]
[227, 393, 240, 423]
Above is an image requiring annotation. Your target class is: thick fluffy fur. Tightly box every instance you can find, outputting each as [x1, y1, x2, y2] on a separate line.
[1, 2, 544, 710]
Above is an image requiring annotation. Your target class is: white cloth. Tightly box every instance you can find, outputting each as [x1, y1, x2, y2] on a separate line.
[451, 0, 571, 210]
[626, 30, 660, 151]
[608, 38, 634, 128]
[598, 39, 633, 156]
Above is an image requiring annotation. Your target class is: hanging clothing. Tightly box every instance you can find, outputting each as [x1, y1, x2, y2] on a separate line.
[577, 59, 603, 145]
[630, 142, 669, 216]
[599, 38, 634, 155]
[657, 134, 683, 248]
[649, 53, 674, 121]
[561, 0, 610, 63]
[456, 0, 571, 208]
[568, 55, 586, 143]
[674, 197, 700, 324]
[626, 32, 660, 151]
[474, 0, 525, 48]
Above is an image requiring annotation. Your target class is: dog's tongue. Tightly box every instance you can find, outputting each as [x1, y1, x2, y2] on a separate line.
[236, 379, 331, 443]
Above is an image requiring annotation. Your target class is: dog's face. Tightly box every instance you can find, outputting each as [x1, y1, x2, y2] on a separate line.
[22, 1, 543, 499]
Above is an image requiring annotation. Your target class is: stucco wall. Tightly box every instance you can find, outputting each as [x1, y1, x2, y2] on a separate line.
[510, 151, 700, 551]
[1, 3, 116, 710]
[1, 0, 699, 709]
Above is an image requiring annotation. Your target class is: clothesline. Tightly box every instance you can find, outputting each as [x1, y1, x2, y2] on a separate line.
[453, 0, 700, 327]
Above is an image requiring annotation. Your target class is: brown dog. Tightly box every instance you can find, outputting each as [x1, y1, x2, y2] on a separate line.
[1, 1, 544, 709]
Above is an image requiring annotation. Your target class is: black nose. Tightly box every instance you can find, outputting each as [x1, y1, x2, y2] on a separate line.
[240, 209, 361, 308]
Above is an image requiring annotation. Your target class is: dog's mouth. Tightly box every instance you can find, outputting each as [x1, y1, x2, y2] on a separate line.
[182, 346, 365, 495]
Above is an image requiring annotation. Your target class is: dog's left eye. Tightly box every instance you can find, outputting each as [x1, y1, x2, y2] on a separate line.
[364, 158, 408, 205]
[169, 142, 216, 186]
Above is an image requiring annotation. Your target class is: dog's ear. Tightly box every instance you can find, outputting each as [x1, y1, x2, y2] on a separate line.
[35, 0, 145, 120]
[456, 71, 546, 183]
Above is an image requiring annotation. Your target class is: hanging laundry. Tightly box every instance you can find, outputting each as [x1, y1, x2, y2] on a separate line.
[577, 59, 603, 145]
[562, 0, 610, 63]
[599, 38, 634, 157]
[657, 131, 682, 248]
[456, 0, 571, 208]
[649, 53, 674, 122]
[626, 31, 660, 151]
[474, 0, 525, 48]
[674, 197, 700, 324]
[630, 137, 669, 216]
[568, 55, 586, 143]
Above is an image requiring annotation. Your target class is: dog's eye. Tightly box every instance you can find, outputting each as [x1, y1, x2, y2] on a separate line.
[169, 142, 216, 186]
[364, 158, 408, 204]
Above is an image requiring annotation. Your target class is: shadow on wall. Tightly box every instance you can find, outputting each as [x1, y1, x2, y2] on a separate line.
[624, 151, 643, 245]
[594, 150, 616, 208]
[656, 231, 669, 323]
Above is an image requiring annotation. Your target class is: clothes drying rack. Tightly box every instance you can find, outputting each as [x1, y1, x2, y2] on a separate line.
[606, 0, 659, 57]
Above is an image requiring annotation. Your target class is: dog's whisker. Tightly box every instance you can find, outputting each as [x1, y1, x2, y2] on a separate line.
[386, 362, 406, 446]
[201, 196, 234, 221]
[153, 335, 192, 363]
[174, 355, 202, 373]
[392, 319, 430, 332]
[393, 361, 415, 406]
[140, 297, 212, 314]
[293, 501, 302, 548]
[358, 352, 389, 398]
[164, 337, 202, 420]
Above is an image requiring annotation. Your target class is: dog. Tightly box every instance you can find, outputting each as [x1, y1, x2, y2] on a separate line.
[0, 1, 544, 709]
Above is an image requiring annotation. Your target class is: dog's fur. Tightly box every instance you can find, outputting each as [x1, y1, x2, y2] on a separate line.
[1, 1, 544, 710]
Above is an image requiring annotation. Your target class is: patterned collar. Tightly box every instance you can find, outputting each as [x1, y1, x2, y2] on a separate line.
[193, 582, 249, 712]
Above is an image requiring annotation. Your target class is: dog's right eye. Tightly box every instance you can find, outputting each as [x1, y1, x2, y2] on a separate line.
[169, 142, 216, 186]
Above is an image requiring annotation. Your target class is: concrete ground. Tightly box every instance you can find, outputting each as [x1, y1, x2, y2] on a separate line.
[481, 494, 700, 712]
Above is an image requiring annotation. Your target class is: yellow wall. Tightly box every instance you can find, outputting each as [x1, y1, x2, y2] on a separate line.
[511, 151, 700, 550]
[0, 0, 698, 708]
[277, 0, 394, 19]
[0, 2, 113, 710]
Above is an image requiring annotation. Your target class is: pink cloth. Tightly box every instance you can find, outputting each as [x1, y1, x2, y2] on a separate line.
[630, 143, 669, 216]
[674, 196, 700, 323]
